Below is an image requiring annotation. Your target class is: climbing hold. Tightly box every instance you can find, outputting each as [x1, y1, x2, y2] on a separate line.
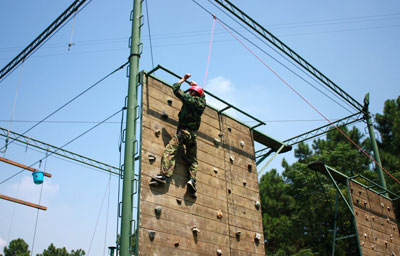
[365, 215, 369, 221]
[361, 241, 365, 246]
[154, 206, 162, 218]
[356, 199, 360, 204]
[363, 200, 367, 206]
[255, 201, 260, 210]
[372, 215, 375, 221]
[217, 210, 223, 219]
[381, 220, 384, 226]
[254, 233, 261, 242]
[239, 140, 244, 148]
[248, 163, 252, 172]
[227, 127, 232, 132]
[161, 111, 168, 120]
[213, 138, 221, 147]
[387, 218, 390, 223]
[213, 168, 218, 174]
[167, 99, 173, 106]
[148, 154, 156, 163]
[148, 230, 156, 241]
[392, 252, 396, 256]
[228, 189, 232, 194]
[388, 206, 391, 211]
[176, 198, 182, 205]
[243, 180, 247, 187]
[391, 234, 393, 241]
[235, 231, 241, 238]
[364, 233, 367, 239]
[174, 241, 179, 247]
[218, 132, 223, 138]
[359, 191, 362, 196]
[192, 226, 200, 233]
[385, 241, 388, 247]
[217, 249, 222, 255]
[155, 129, 161, 137]
[230, 155, 234, 163]
[381, 202, 385, 208]
[372, 244, 375, 250]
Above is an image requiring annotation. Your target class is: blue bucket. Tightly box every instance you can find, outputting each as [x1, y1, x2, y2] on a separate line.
[32, 171, 44, 185]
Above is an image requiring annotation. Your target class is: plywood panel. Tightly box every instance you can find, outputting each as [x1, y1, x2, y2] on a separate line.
[349, 181, 400, 256]
[138, 76, 265, 255]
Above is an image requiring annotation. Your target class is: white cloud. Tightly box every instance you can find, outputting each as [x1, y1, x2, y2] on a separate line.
[0, 237, 7, 253]
[204, 76, 237, 112]
[6, 176, 59, 205]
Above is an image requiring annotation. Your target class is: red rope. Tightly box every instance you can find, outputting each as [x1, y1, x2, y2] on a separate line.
[215, 18, 400, 186]
[202, 15, 216, 88]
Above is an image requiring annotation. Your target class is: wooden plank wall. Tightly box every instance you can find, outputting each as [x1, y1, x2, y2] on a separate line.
[349, 181, 400, 255]
[138, 76, 265, 255]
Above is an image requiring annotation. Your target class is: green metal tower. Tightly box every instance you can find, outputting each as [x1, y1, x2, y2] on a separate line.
[120, 0, 142, 255]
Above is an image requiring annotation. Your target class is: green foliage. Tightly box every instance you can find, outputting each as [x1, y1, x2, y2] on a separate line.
[36, 244, 85, 256]
[3, 238, 30, 256]
[375, 96, 400, 216]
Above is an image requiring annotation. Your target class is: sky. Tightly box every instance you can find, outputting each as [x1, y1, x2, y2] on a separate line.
[0, 0, 399, 255]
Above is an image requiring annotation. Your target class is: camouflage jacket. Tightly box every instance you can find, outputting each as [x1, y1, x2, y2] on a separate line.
[172, 82, 206, 131]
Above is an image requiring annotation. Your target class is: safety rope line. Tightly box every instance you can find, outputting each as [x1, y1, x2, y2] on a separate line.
[103, 173, 112, 256]
[88, 177, 111, 256]
[31, 153, 47, 256]
[215, 17, 400, 186]
[202, 15, 216, 88]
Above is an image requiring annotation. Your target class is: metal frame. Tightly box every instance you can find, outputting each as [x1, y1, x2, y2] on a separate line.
[0, 126, 120, 175]
[0, 0, 87, 82]
[212, 0, 364, 112]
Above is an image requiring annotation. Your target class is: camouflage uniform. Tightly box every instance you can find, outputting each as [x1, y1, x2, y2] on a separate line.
[160, 82, 206, 181]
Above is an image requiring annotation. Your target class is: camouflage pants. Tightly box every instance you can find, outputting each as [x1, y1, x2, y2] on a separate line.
[161, 129, 198, 181]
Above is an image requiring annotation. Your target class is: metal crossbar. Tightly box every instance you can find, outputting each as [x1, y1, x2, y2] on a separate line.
[0, 126, 120, 175]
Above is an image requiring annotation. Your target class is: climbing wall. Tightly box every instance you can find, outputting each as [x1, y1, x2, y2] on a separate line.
[349, 181, 400, 255]
[138, 76, 265, 255]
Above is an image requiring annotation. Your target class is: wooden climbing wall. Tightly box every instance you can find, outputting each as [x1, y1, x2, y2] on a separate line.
[349, 181, 400, 255]
[138, 76, 265, 255]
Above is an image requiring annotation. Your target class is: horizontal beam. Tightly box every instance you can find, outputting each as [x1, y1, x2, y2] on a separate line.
[0, 194, 47, 211]
[0, 126, 120, 176]
[0, 156, 52, 178]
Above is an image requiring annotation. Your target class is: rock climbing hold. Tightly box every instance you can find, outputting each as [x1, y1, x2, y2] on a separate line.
[217, 249, 222, 255]
[174, 241, 179, 247]
[364, 233, 367, 238]
[217, 210, 223, 219]
[155, 206, 162, 218]
[228, 189, 231, 194]
[176, 198, 182, 205]
[218, 132, 224, 138]
[243, 180, 247, 186]
[236, 231, 241, 238]
[381, 202, 385, 208]
[227, 127, 232, 132]
[214, 168, 218, 174]
[255, 201, 260, 210]
[148, 154, 156, 163]
[167, 99, 173, 106]
[239, 140, 244, 148]
[363, 200, 367, 206]
[155, 129, 161, 137]
[248, 164, 252, 172]
[254, 233, 261, 242]
[213, 138, 221, 147]
[161, 111, 168, 120]
[192, 226, 200, 233]
[230, 155, 234, 163]
[148, 230, 156, 241]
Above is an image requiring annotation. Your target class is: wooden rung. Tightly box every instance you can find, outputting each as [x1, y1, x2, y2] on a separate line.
[0, 156, 52, 178]
[0, 194, 47, 211]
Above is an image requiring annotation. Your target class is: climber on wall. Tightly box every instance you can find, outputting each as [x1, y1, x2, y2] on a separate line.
[150, 73, 206, 195]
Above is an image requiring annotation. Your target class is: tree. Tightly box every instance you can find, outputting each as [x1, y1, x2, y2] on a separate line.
[3, 238, 30, 256]
[375, 96, 400, 216]
[36, 244, 85, 256]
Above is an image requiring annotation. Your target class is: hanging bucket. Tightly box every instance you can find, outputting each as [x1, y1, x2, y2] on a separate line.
[32, 171, 44, 185]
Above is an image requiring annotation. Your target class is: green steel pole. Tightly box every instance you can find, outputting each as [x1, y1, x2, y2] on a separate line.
[364, 93, 387, 195]
[120, 0, 142, 255]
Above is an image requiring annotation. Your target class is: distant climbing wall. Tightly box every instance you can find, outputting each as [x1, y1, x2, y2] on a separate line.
[138, 76, 265, 255]
[349, 181, 400, 255]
